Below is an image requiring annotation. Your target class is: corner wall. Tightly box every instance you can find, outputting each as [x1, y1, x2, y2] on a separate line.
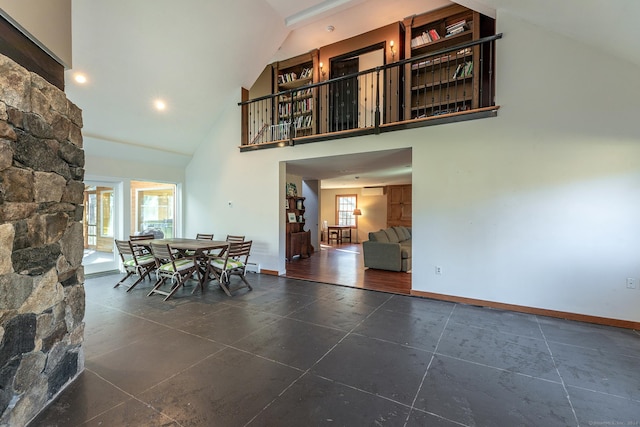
[0, 54, 84, 425]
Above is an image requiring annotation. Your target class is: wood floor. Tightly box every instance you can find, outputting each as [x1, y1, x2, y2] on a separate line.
[284, 242, 412, 295]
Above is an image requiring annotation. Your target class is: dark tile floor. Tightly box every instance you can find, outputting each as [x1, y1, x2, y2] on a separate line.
[31, 273, 640, 426]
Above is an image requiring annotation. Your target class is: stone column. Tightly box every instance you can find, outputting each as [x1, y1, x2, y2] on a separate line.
[0, 53, 85, 426]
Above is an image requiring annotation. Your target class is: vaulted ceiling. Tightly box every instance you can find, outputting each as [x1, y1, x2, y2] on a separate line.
[65, 0, 640, 186]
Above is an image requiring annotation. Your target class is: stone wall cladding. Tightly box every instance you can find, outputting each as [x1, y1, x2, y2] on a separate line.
[0, 53, 84, 427]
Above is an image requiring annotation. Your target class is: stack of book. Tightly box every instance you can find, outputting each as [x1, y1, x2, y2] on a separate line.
[278, 72, 297, 84]
[299, 68, 312, 79]
[410, 28, 441, 48]
[445, 20, 467, 37]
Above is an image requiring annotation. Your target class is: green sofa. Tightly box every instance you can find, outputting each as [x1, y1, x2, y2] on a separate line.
[362, 226, 412, 272]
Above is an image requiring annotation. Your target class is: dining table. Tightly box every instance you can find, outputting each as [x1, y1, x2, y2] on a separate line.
[134, 237, 230, 297]
[326, 225, 352, 244]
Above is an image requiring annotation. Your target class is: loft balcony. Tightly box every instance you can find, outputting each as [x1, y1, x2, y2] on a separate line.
[239, 34, 502, 152]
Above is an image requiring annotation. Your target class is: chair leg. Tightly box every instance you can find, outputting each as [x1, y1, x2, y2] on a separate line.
[240, 274, 253, 291]
[147, 277, 166, 297]
[125, 275, 146, 292]
[191, 267, 204, 295]
[217, 271, 232, 297]
[115, 271, 134, 288]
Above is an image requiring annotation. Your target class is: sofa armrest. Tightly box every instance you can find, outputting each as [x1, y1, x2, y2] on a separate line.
[362, 241, 402, 272]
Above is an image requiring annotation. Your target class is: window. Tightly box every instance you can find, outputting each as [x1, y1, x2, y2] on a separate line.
[131, 181, 176, 238]
[336, 195, 357, 226]
[100, 190, 113, 237]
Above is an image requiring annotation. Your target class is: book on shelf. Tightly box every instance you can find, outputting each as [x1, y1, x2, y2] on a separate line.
[463, 61, 473, 77]
[299, 67, 313, 79]
[412, 48, 473, 70]
[452, 63, 464, 79]
[452, 61, 473, 79]
[446, 20, 467, 35]
[428, 29, 441, 41]
[411, 32, 429, 48]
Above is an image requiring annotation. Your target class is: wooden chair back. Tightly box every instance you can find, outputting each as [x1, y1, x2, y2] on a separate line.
[227, 240, 252, 261]
[150, 242, 174, 266]
[115, 239, 134, 259]
[196, 233, 214, 240]
[226, 235, 245, 243]
[130, 234, 155, 241]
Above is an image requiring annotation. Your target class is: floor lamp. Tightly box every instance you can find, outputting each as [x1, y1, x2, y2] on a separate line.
[353, 208, 362, 243]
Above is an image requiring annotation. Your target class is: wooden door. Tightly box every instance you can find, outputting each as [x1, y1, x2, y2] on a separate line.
[387, 185, 412, 227]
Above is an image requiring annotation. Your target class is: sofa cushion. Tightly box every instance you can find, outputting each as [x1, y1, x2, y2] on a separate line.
[369, 230, 389, 243]
[383, 228, 400, 243]
[393, 226, 411, 241]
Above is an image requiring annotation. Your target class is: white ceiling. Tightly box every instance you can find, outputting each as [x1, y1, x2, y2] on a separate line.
[287, 148, 412, 188]
[65, 0, 640, 188]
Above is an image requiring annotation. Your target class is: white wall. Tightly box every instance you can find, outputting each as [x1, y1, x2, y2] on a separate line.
[184, 11, 640, 322]
[0, 0, 72, 66]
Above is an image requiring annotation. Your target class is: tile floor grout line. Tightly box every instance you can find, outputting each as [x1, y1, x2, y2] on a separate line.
[432, 352, 564, 385]
[403, 302, 458, 427]
[565, 383, 640, 403]
[542, 339, 640, 360]
[223, 296, 355, 346]
[311, 373, 469, 427]
[80, 367, 186, 427]
[450, 320, 548, 341]
[242, 292, 395, 426]
[135, 347, 227, 395]
[223, 344, 306, 373]
[535, 315, 580, 427]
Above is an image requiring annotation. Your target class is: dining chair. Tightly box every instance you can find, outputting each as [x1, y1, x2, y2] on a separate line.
[114, 239, 156, 291]
[129, 233, 155, 254]
[208, 234, 245, 258]
[205, 240, 253, 297]
[130, 233, 155, 241]
[147, 242, 201, 301]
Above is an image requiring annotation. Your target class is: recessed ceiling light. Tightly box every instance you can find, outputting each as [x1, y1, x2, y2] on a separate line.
[326, 25, 335, 32]
[154, 99, 167, 111]
[74, 73, 87, 84]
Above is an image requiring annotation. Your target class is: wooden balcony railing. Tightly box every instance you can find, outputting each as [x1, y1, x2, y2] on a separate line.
[239, 34, 502, 152]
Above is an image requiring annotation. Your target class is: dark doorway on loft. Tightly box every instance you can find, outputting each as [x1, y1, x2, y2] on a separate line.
[329, 57, 359, 132]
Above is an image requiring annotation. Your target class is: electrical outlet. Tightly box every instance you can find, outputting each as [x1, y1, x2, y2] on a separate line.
[626, 278, 636, 289]
[435, 266, 442, 275]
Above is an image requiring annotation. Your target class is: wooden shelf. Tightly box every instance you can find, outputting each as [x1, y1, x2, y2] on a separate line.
[411, 74, 473, 91]
[274, 51, 318, 141]
[279, 77, 312, 90]
[404, 4, 495, 121]
[411, 29, 473, 52]
[286, 195, 313, 260]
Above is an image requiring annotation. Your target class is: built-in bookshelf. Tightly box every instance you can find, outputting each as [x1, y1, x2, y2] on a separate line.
[274, 51, 318, 139]
[286, 195, 312, 260]
[404, 5, 495, 119]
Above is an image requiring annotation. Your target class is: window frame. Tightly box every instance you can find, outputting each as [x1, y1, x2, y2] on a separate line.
[335, 194, 358, 227]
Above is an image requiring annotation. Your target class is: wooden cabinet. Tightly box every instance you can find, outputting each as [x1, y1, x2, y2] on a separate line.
[273, 50, 318, 140]
[404, 5, 495, 119]
[286, 196, 312, 260]
[387, 185, 412, 228]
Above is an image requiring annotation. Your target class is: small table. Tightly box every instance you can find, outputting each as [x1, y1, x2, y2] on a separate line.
[327, 225, 352, 244]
